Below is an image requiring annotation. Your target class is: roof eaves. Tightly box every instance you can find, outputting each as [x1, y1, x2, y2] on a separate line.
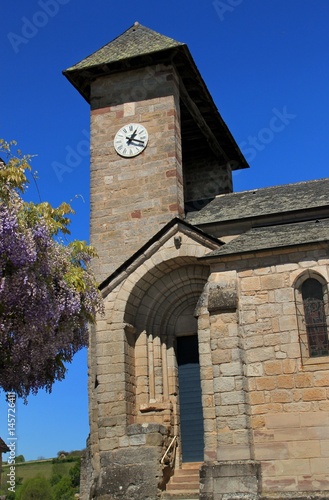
[201, 240, 329, 261]
[99, 217, 222, 292]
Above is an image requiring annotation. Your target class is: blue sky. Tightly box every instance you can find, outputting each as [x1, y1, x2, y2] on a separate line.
[1, 0, 328, 461]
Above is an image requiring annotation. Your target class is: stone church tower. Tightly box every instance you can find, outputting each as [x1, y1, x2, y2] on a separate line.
[64, 22, 247, 283]
[64, 23, 329, 500]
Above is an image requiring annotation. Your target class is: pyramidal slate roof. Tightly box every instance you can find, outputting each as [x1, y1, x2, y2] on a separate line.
[63, 23, 249, 170]
[203, 218, 329, 258]
[187, 178, 329, 226]
[65, 22, 184, 72]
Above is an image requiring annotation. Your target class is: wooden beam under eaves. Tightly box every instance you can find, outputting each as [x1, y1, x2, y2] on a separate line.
[177, 74, 230, 164]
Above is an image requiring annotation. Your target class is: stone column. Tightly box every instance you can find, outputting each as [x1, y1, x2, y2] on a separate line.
[199, 273, 261, 500]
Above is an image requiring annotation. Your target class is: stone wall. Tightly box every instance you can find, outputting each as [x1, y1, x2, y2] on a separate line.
[89, 64, 183, 283]
[203, 244, 329, 497]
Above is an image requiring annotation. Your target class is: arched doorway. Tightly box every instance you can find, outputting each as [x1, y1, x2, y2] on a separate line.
[123, 260, 209, 465]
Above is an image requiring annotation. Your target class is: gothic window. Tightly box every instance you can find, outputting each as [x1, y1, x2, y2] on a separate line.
[301, 278, 329, 357]
[294, 272, 329, 361]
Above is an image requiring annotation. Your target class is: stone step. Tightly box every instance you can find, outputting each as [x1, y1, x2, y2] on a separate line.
[162, 492, 199, 500]
[169, 475, 199, 483]
[163, 463, 200, 499]
[167, 482, 199, 491]
[181, 462, 202, 469]
[174, 470, 199, 475]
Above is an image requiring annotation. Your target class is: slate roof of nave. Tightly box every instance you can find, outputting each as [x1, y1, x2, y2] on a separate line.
[65, 23, 184, 72]
[187, 178, 329, 226]
[203, 218, 329, 258]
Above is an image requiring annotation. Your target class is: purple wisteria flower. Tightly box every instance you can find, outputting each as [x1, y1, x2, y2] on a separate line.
[0, 142, 103, 400]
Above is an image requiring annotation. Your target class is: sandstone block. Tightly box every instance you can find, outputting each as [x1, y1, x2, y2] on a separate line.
[213, 376, 235, 393]
[252, 403, 283, 415]
[249, 391, 265, 405]
[264, 360, 283, 376]
[279, 315, 298, 331]
[302, 387, 326, 401]
[253, 429, 275, 443]
[295, 372, 314, 387]
[282, 358, 297, 374]
[240, 276, 261, 292]
[314, 371, 329, 386]
[287, 440, 320, 458]
[271, 389, 293, 403]
[247, 346, 274, 364]
[256, 376, 277, 391]
[216, 444, 251, 460]
[265, 413, 300, 429]
[254, 442, 289, 460]
[260, 274, 285, 290]
[220, 361, 243, 376]
[320, 439, 329, 457]
[300, 411, 329, 427]
[245, 362, 264, 377]
[277, 374, 294, 388]
[250, 415, 265, 429]
[262, 476, 297, 492]
[275, 458, 310, 476]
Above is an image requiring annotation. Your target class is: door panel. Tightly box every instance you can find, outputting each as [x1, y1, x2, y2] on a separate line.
[177, 335, 204, 462]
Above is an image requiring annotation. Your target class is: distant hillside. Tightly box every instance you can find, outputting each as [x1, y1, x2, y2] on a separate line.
[0, 452, 82, 498]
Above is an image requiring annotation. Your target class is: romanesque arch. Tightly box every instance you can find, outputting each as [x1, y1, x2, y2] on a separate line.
[122, 258, 209, 463]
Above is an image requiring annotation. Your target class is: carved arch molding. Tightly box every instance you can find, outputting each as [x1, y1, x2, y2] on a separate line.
[123, 258, 209, 426]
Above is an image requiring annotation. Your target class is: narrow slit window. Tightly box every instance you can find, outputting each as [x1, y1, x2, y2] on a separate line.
[301, 278, 329, 357]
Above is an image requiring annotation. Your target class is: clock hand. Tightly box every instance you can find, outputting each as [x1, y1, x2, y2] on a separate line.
[125, 137, 144, 145]
[126, 129, 138, 144]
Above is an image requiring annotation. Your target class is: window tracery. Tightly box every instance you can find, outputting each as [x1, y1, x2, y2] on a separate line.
[301, 278, 329, 357]
[294, 272, 329, 362]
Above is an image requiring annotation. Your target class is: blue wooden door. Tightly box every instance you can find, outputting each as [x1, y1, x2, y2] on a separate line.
[177, 335, 204, 462]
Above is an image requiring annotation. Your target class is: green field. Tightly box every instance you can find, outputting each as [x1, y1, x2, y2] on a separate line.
[0, 458, 78, 497]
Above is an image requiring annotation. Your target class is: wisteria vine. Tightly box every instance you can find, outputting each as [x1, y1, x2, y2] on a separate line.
[0, 140, 103, 400]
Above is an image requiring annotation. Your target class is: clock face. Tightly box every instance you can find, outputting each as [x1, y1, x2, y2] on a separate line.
[114, 123, 148, 158]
